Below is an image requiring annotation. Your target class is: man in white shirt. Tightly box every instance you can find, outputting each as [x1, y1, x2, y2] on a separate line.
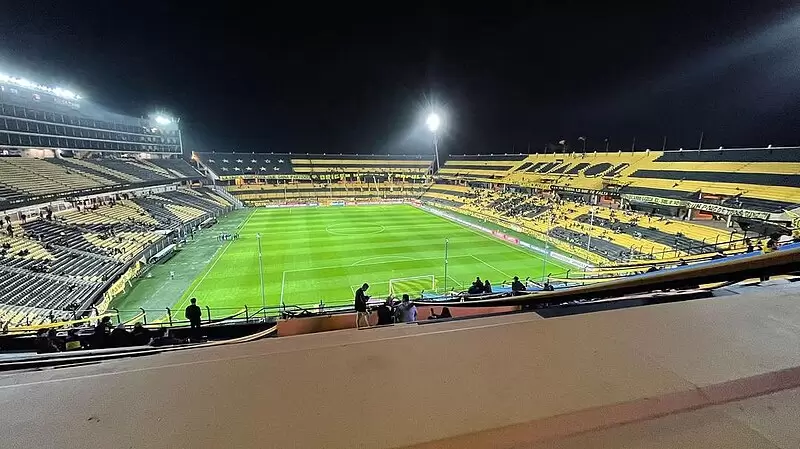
[397, 294, 417, 323]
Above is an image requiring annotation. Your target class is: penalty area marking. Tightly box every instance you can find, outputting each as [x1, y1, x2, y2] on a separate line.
[470, 254, 514, 280]
[349, 255, 417, 266]
[325, 224, 386, 236]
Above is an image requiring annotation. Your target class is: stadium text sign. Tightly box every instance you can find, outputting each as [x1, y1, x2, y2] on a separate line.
[622, 194, 772, 220]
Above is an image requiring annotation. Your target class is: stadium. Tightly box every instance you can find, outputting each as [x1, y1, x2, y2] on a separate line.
[3, 68, 800, 447]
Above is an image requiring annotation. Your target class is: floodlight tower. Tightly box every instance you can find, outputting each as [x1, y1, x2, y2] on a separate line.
[426, 113, 441, 172]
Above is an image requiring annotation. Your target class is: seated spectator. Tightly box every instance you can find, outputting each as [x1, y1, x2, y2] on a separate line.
[376, 297, 394, 325]
[91, 316, 112, 349]
[543, 281, 554, 291]
[483, 279, 492, 294]
[110, 324, 133, 347]
[396, 294, 417, 323]
[468, 277, 484, 294]
[511, 276, 526, 294]
[131, 322, 151, 345]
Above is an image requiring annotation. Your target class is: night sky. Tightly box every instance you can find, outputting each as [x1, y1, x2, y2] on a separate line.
[0, 1, 798, 156]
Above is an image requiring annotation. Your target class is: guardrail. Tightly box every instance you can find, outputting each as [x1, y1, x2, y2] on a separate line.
[416, 243, 800, 308]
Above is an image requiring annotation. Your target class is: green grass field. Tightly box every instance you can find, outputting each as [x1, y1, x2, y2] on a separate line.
[113, 205, 572, 317]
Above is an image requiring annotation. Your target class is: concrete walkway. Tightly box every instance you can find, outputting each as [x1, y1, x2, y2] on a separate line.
[2, 289, 800, 448]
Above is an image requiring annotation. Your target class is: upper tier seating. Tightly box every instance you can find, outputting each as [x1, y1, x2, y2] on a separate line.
[457, 148, 800, 212]
[439, 154, 528, 180]
[0, 156, 202, 208]
[195, 152, 433, 179]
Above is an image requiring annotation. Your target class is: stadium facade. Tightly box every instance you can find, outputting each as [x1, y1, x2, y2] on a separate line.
[0, 74, 181, 155]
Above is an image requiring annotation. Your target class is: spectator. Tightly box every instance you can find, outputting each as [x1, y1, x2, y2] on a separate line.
[397, 294, 417, 323]
[36, 329, 60, 354]
[376, 296, 394, 325]
[511, 276, 526, 294]
[764, 234, 779, 253]
[131, 322, 151, 345]
[745, 238, 754, 253]
[185, 298, 203, 337]
[354, 283, 370, 329]
[92, 316, 112, 349]
[543, 281, 554, 291]
[760, 234, 780, 282]
[468, 277, 484, 294]
[110, 324, 133, 347]
[483, 280, 492, 294]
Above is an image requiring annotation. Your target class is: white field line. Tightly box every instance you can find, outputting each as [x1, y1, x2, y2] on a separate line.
[470, 254, 514, 280]
[350, 255, 417, 266]
[419, 208, 572, 273]
[174, 208, 258, 312]
[284, 254, 474, 274]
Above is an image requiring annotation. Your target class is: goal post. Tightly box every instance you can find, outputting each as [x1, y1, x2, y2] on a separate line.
[388, 275, 436, 297]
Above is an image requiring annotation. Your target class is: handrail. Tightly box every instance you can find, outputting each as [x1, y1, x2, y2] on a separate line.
[415, 244, 800, 308]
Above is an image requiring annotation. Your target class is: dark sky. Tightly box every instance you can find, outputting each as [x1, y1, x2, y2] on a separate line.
[0, 1, 798, 156]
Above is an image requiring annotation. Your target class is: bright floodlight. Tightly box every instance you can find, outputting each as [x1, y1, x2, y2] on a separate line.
[426, 113, 441, 132]
[154, 115, 171, 125]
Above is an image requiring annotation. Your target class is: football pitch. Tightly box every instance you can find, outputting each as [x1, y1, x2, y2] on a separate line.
[114, 205, 572, 315]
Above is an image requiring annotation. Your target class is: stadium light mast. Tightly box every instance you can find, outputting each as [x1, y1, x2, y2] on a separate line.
[427, 113, 441, 171]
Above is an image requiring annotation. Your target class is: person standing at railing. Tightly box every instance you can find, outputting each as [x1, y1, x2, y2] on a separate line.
[185, 297, 203, 338]
[354, 283, 370, 329]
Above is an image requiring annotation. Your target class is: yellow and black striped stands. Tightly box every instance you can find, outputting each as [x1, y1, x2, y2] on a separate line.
[293, 154, 432, 177]
[621, 148, 800, 212]
[503, 151, 658, 191]
[461, 148, 800, 213]
[231, 181, 430, 205]
[439, 154, 528, 180]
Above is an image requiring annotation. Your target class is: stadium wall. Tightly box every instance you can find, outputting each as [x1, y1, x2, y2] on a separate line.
[276, 306, 521, 336]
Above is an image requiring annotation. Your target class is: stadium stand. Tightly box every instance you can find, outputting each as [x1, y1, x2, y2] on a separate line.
[415, 147, 800, 264]
[0, 156, 202, 208]
[0, 185, 226, 328]
[195, 152, 433, 206]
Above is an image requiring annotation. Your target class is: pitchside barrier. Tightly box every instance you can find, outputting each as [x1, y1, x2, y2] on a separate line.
[260, 198, 590, 269]
[416, 203, 592, 269]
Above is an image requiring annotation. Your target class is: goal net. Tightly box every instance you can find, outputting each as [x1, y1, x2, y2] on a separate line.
[388, 275, 436, 298]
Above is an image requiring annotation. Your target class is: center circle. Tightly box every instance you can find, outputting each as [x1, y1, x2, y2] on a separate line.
[325, 224, 385, 236]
